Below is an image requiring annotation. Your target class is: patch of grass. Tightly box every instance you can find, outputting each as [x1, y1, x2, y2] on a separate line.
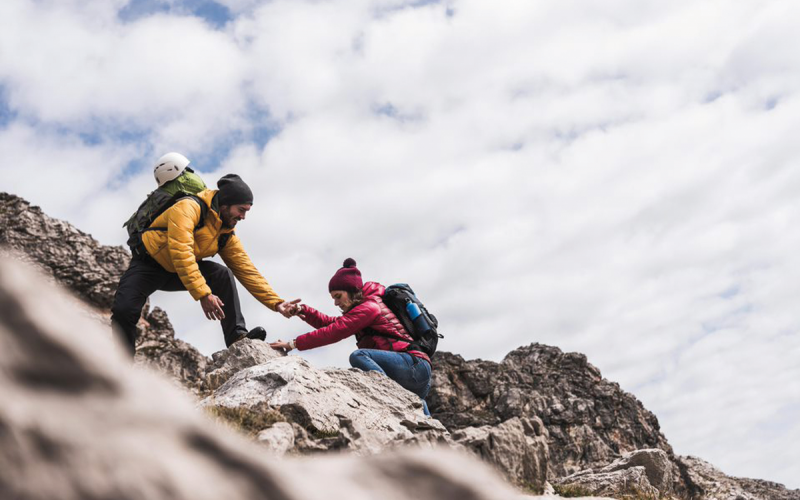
[206, 403, 286, 437]
[518, 481, 545, 495]
[553, 483, 665, 500]
[310, 428, 340, 439]
[552, 484, 595, 498]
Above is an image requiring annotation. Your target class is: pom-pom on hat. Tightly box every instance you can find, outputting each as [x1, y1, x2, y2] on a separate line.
[217, 174, 254, 206]
[328, 258, 363, 293]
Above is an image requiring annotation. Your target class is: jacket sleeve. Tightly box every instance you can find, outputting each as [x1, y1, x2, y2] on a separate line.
[218, 234, 284, 311]
[298, 304, 337, 329]
[166, 199, 210, 300]
[295, 302, 380, 351]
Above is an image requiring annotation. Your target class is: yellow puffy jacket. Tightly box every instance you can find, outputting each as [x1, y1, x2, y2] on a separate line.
[141, 189, 284, 310]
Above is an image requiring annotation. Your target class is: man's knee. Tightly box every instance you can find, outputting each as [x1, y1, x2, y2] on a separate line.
[110, 296, 142, 327]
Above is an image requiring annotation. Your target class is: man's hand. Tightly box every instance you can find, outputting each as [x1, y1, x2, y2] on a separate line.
[277, 298, 302, 318]
[200, 294, 226, 321]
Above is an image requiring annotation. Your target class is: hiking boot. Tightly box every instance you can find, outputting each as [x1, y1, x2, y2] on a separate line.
[230, 326, 267, 346]
[246, 326, 267, 341]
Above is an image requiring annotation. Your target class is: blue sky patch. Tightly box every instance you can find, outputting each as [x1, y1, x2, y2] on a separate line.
[119, 0, 233, 29]
[0, 86, 16, 129]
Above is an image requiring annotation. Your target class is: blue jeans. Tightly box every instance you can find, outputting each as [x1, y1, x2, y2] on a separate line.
[349, 349, 431, 416]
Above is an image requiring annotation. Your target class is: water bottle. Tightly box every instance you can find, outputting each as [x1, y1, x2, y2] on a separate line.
[406, 301, 431, 334]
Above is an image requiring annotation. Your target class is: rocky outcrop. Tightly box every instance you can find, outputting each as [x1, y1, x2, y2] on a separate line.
[0, 256, 531, 500]
[429, 347, 672, 478]
[0, 192, 129, 309]
[679, 456, 800, 500]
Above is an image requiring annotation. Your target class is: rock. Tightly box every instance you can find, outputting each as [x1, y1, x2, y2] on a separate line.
[678, 455, 800, 500]
[554, 449, 674, 498]
[257, 422, 296, 456]
[452, 416, 549, 491]
[429, 347, 673, 478]
[202, 355, 450, 454]
[0, 255, 528, 500]
[205, 337, 282, 391]
[0, 192, 129, 309]
[134, 306, 210, 394]
[555, 466, 659, 499]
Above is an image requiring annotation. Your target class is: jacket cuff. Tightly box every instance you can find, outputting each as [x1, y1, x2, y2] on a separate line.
[191, 285, 212, 301]
[294, 334, 309, 351]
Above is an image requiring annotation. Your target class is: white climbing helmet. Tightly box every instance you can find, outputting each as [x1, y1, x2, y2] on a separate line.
[153, 152, 190, 187]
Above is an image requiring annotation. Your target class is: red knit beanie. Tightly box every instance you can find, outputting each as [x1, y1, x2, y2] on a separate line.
[328, 258, 362, 293]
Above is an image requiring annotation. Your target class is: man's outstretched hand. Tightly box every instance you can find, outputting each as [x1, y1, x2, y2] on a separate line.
[200, 294, 226, 321]
[277, 298, 302, 318]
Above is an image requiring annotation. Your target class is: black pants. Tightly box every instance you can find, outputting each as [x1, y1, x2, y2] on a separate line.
[111, 256, 247, 356]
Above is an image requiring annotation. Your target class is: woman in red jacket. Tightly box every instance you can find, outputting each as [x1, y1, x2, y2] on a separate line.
[269, 259, 432, 415]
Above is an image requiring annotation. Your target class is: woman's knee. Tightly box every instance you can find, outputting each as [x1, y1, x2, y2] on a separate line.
[349, 349, 368, 368]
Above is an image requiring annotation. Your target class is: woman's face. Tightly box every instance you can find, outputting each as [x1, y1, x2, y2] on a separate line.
[331, 290, 354, 312]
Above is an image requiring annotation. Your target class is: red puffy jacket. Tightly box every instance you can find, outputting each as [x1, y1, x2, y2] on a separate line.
[294, 282, 430, 364]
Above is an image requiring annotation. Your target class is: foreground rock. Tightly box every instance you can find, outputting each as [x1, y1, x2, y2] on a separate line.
[0, 257, 533, 500]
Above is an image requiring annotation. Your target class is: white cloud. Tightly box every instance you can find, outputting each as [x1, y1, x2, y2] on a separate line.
[1, 0, 799, 489]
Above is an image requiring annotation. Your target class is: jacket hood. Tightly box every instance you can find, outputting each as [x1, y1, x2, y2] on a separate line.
[361, 281, 384, 298]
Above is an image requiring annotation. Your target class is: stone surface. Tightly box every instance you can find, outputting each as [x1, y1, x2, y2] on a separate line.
[257, 422, 296, 457]
[0, 192, 129, 309]
[452, 416, 549, 490]
[678, 456, 800, 500]
[429, 347, 673, 478]
[205, 337, 282, 391]
[0, 257, 529, 500]
[554, 449, 674, 498]
[202, 354, 451, 455]
[135, 306, 210, 394]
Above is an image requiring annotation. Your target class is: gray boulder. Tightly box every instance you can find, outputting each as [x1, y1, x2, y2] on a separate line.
[205, 337, 281, 391]
[452, 416, 549, 490]
[202, 354, 450, 455]
[678, 455, 800, 500]
[553, 449, 674, 498]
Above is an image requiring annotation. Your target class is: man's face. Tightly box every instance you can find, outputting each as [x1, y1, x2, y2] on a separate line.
[220, 203, 251, 229]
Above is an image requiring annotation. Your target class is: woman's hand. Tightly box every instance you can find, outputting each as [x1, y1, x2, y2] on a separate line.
[269, 340, 293, 353]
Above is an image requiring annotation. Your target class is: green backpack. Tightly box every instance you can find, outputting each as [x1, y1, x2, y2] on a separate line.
[123, 168, 211, 258]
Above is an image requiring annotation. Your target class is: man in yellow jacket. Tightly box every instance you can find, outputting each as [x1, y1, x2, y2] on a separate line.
[111, 173, 298, 356]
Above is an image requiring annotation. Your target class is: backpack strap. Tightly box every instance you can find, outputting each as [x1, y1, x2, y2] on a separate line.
[131, 195, 207, 258]
[218, 231, 233, 251]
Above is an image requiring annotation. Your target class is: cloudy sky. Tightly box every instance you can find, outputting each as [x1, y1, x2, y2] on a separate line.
[2, 0, 799, 488]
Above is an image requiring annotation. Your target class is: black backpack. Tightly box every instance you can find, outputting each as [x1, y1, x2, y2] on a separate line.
[122, 170, 230, 258]
[382, 284, 442, 358]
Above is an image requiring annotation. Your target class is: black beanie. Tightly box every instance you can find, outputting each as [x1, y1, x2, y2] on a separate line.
[217, 174, 254, 206]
